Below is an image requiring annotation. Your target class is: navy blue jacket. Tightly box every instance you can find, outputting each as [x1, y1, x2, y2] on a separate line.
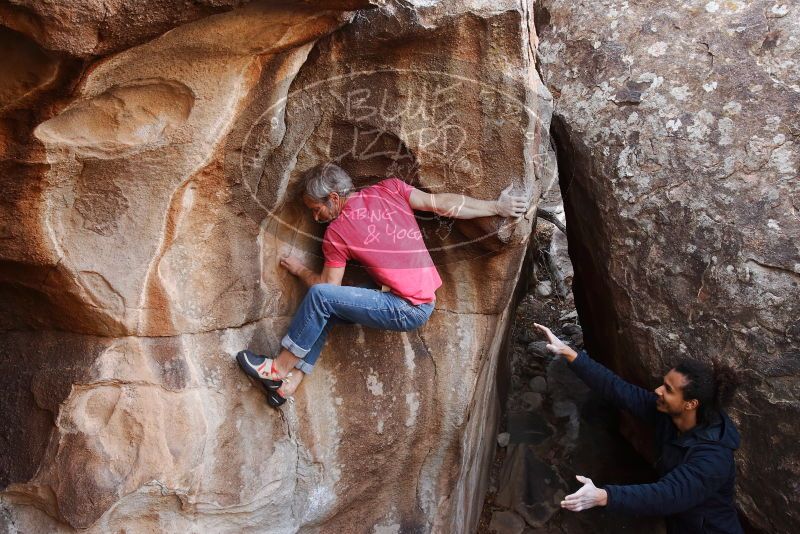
[569, 351, 743, 534]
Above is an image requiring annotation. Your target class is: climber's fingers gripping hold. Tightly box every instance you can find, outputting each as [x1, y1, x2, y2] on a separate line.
[496, 185, 529, 218]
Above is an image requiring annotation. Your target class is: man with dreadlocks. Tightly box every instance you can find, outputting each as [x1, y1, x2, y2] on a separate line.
[534, 323, 743, 534]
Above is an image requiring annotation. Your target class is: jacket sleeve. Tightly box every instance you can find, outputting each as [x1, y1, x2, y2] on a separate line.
[604, 445, 732, 516]
[568, 351, 658, 424]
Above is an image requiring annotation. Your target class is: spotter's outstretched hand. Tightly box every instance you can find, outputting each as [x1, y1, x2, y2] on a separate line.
[533, 323, 578, 362]
[561, 475, 607, 512]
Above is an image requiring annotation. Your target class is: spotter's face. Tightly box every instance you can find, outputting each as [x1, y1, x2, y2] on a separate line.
[654, 370, 690, 415]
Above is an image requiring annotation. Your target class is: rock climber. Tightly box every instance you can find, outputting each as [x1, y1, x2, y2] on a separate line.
[236, 162, 529, 407]
[534, 323, 743, 534]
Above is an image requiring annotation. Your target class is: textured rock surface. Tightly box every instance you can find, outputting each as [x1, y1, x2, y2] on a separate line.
[0, 0, 553, 531]
[535, 1, 799, 532]
[0, 0, 378, 57]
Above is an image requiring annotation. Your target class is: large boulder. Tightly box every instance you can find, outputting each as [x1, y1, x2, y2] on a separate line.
[0, 0, 554, 531]
[0, 0, 378, 57]
[535, 1, 799, 532]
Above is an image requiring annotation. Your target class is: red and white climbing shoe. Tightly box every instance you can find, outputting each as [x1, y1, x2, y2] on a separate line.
[236, 350, 282, 390]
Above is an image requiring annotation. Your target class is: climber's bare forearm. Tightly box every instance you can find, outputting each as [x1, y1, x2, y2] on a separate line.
[295, 265, 323, 288]
[430, 193, 499, 219]
[409, 187, 528, 219]
[280, 257, 344, 287]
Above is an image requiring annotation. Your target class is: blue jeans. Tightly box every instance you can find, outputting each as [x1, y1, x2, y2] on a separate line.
[281, 284, 435, 374]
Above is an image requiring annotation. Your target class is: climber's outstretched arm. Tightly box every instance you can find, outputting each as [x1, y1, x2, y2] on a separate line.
[409, 184, 528, 219]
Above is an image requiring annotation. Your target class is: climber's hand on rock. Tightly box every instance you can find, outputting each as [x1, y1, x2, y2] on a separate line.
[279, 256, 305, 277]
[496, 184, 528, 218]
[561, 475, 607, 512]
[533, 323, 578, 362]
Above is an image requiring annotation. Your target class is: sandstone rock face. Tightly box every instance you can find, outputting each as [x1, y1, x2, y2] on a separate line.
[0, 1, 553, 532]
[535, 1, 799, 532]
[0, 0, 255, 57]
[0, 0, 377, 57]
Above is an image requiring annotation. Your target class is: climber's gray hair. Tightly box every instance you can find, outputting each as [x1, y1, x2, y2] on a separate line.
[302, 163, 354, 202]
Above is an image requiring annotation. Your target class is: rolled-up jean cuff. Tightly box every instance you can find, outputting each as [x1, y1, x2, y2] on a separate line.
[281, 334, 310, 358]
[294, 359, 315, 374]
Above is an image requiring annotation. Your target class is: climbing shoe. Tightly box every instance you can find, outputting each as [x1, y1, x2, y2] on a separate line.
[236, 350, 282, 390]
[264, 383, 289, 408]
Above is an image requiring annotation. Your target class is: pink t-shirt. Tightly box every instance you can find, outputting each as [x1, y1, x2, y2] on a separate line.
[322, 178, 442, 304]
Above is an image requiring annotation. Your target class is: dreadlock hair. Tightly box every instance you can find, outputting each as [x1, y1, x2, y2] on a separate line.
[673, 359, 741, 425]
